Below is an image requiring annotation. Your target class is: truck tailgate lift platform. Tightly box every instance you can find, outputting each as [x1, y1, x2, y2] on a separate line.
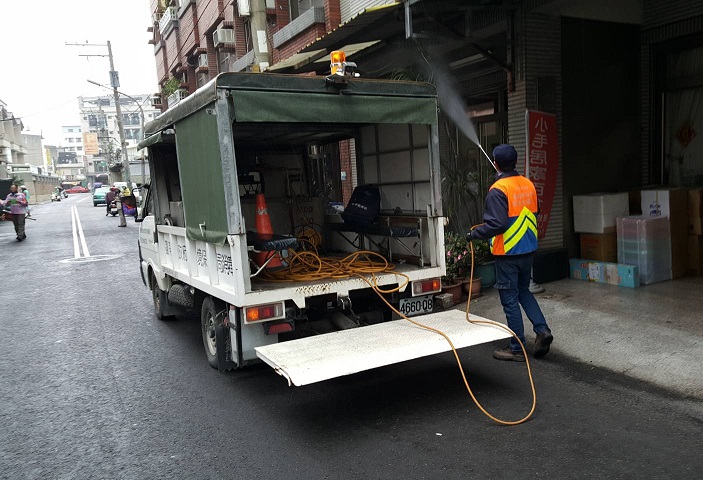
[256, 310, 511, 386]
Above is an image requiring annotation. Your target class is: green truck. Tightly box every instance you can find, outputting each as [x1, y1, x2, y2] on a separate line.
[137, 72, 507, 385]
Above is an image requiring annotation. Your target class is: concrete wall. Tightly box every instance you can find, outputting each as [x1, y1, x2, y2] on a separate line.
[10, 173, 63, 204]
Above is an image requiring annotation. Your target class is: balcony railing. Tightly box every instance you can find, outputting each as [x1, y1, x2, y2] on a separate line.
[167, 89, 188, 109]
[231, 50, 255, 72]
[159, 6, 179, 36]
[273, 7, 325, 48]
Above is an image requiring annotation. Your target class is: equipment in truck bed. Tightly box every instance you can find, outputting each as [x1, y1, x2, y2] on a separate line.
[326, 185, 422, 264]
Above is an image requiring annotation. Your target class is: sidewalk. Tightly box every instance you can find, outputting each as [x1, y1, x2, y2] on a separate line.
[463, 276, 703, 399]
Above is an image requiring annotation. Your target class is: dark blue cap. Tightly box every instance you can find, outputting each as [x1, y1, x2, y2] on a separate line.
[492, 144, 518, 170]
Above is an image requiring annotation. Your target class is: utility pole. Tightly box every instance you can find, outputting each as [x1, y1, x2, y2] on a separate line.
[106, 41, 131, 188]
[250, 0, 270, 71]
[67, 41, 131, 185]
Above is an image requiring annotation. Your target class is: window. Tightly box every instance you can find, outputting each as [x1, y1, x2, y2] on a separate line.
[218, 51, 231, 73]
[77, 147, 83, 151]
[289, 0, 322, 20]
[68, 138, 74, 143]
[68, 128, 73, 132]
[243, 19, 253, 52]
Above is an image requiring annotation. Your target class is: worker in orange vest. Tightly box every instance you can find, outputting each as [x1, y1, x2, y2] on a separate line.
[467, 144, 553, 362]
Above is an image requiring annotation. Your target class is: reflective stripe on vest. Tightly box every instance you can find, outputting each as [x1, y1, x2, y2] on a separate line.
[489, 176, 539, 256]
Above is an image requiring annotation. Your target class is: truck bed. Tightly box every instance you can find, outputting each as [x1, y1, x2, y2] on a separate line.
[246, 261, 443, 307]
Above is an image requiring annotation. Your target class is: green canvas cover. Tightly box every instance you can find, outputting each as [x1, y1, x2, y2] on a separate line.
[175, 107, 229, 245]
[231, 91, 436, 125]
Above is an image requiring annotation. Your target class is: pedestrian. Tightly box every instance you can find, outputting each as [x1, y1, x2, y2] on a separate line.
[1, 184, 29, 241]
[466, 144, 553, 361]
[20, 185, 31, 216]
[105, 187, 117, 216]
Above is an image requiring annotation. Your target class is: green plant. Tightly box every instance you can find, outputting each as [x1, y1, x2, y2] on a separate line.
[443, 230, 470, 285]
[161, 77, 181, 97]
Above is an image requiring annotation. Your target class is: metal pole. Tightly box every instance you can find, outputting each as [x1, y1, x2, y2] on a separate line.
[107, 41, 131, 187]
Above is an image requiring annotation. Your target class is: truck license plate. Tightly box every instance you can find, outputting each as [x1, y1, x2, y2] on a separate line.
[399, 295, 434, 316]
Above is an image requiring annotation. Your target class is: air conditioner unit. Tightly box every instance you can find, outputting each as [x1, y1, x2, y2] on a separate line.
[238, 0, 251, 16]
[213, 28, 235, 47]
[151, 95, 162, 107]
[152, 12, 163, 24]
[198, 54, 208, 68]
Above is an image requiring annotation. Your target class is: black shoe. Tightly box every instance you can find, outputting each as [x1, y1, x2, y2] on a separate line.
[493, 348, 525, 362]
[534, 331, 553, 358]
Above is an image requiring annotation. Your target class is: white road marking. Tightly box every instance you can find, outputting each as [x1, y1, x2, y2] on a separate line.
[70, 205, 80, 258]
[71, 205, 90, 258]
[77, 196, 90, 203]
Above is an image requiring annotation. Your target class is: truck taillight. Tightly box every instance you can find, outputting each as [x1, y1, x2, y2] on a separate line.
[244, 302, 285, 323]
[411, 278, 441, 296]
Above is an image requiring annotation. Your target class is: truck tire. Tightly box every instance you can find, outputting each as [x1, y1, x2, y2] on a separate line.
[201, 297, 227, 370]
[151, 275, 175, 321]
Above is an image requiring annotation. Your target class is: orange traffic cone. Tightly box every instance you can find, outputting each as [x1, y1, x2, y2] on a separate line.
[254, 193, 282, 269]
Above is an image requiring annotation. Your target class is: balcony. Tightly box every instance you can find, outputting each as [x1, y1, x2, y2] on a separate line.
[231, 50, 255, 72]
[159, 6, 179, 36]
[167, 89, 188, 109]
[273, 7, 325, 48]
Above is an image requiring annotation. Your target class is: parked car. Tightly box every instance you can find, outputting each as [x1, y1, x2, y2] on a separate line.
[92, 187, 110, 206]
[66, 186, 89, 194]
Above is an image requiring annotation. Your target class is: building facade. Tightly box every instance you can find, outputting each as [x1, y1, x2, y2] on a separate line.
[77, 95, 160, 185]
[0, 99, 28, 179]
[146, 0, 703, 261]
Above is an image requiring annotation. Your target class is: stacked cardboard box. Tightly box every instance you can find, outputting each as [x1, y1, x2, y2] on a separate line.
[573, 193, 629, 262]
[689, 189, 703, 275]
[640, 188, 688, 279]
[617, 216, 672, 285]
[569, 259, 639, 288]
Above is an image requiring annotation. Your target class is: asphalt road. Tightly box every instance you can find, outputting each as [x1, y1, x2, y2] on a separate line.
[1, 195, 702, 479]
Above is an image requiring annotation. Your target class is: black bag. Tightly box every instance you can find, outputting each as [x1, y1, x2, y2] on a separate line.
[341, 185, 381, 225]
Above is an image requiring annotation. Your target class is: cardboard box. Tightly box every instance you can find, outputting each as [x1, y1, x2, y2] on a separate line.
[580, 232, 617, 262]
[569, 259, 639, 288]
[689, 235, 703, 275]
[689, 189, 703, 236]
[573, 193, 629, 234]
[640, 188, 689, 279]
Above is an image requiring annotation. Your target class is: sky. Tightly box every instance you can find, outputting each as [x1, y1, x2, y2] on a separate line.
[0, 0, 158, 146]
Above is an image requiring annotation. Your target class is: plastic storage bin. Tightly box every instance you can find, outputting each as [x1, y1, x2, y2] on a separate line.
[616, 216, 671, 285]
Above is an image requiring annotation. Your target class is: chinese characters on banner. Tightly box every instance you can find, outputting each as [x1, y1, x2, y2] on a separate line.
[525, 110, 558, 239]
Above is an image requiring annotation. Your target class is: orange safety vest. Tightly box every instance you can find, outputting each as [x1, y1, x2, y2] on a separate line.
[489, 175, 539, 256]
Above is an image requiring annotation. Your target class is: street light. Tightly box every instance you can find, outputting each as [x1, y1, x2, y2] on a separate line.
[87, 79, 147, 185]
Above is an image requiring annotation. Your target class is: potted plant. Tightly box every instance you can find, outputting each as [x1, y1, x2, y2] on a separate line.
[443, 231, 479, 303]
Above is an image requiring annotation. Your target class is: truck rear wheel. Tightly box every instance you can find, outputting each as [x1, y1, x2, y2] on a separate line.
[201, 297, 226, 369]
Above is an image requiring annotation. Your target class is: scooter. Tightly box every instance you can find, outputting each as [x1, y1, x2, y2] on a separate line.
[51, 192, 61, 202]
[109, 200, 119, 216]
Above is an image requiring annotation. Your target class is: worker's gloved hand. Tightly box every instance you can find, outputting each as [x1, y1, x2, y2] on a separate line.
[466, 230, 475, 242]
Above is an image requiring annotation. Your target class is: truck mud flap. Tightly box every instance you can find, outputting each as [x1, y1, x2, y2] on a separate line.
[255, 310, 511, 386]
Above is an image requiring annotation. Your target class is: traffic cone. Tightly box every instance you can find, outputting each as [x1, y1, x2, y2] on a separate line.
[254, 193, 282, 269]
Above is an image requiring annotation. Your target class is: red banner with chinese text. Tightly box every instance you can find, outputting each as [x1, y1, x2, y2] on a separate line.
[525, 110, 558, 239]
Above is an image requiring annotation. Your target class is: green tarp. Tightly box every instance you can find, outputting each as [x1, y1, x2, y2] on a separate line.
[175, 108, 229, 245]
[231, 91, 437, 125]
